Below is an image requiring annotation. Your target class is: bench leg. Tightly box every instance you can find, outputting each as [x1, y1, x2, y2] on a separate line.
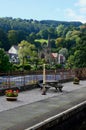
[42, 84, 47, 95]
[59, 87, 62, 92]
[54, 87, 58, 92]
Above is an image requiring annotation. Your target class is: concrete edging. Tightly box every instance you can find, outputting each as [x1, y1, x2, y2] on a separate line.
[25, 100, 86, 130]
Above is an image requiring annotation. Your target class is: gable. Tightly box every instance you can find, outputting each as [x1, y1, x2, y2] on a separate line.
[51, 53, 58, 58]
[8, 46, 18, 54]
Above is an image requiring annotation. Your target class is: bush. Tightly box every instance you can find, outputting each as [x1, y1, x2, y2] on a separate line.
[24, 64, 31, 70]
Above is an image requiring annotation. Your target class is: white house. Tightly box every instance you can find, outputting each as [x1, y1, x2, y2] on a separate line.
[8, 45, 19, 63]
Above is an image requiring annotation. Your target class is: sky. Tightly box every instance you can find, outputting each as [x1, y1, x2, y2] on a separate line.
[0, 0, 86, 23]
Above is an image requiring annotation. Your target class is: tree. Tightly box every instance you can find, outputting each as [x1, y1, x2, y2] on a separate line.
[48, 27, 57, 38]
[0, 29, 9, 51]
[18, 40, 37, 65]
[55, 37, 65, 50]
[0, 48, 10, 72]
[65, 55, 75, 69]
[7, 30, 18, 46]
[38, 29, 49, 39]
[73, 28, 86, 68]
[27, 32, 36, 43]
[66, 28, 86, 68]
[59, 48, 68, 58]
[56, 24, 65, 37]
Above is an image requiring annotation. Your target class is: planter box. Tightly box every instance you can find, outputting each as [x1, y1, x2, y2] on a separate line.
[6, 97, 17, 101]
[73, 82, 79, 84]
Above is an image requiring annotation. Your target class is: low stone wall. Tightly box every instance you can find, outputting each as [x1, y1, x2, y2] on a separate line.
[59, 77, 73, 83]
[27, 101, 86, 130]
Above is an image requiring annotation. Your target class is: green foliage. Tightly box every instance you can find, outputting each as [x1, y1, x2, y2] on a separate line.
[0, 17, 85, 70]
[18, 40, 37, 65]
[0, 28, 9, 51]
[5, 90, 18, 97]
[42, 64, 63, 70]
[56, 24, 65, 36]
[65, 55, 75, 69]
[59, 48, 68, 58]
[35, 39, 48, 43]
[66, 25, 86, 68]
[74, 77, 79, 82]
[24, 64, 31, 70]
[0, 17, 82, 50]
[73, 77, 79, 84]
[55, 37, 65, 48]
[12, 63, 31, 71]
[55, 64, 63, 69]
[0, 48, 11, 72]
[8, 30, 18, 45]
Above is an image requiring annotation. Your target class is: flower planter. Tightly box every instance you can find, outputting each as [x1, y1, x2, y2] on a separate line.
[5, 89, 19, 101]
[6, 96, 17, 101]
[73, 81, 79, 84]
[73, 77, 80, 85]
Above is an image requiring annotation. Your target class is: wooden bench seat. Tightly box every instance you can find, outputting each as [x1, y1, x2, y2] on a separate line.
[38, 80, 63, 92]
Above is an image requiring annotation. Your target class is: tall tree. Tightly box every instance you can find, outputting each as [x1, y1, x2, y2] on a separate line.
[7, 30, 18, 46]
[0, 29, 9, 51]
[18, 40, 37, 65]
[74, 29, 86, 68]
[59, 48, 68, 58]
[66, 26, 86, 68]
[0, 48, 10, 72]
[56, 24, 65, 37]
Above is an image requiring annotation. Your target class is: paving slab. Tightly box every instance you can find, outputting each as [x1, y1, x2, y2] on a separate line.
[0, 80, 86, 130]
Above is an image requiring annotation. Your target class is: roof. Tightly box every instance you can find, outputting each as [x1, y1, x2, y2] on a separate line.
[12, 45, 18, 50]
[51, 53, 58, 58]
[8, 45, 18, 54]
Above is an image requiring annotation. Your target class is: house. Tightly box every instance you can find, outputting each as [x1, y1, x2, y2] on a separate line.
[51, 53, 58, 63]
[8, 45, 19, 63]
[51, 53, 65, 64]
[58, 54, 65, 64]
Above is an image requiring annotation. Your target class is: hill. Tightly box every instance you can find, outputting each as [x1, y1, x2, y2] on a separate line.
[0, 17, 82, 33]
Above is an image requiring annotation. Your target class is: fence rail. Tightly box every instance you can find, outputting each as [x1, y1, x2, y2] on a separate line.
[0, 68, 86, 90]
[0, 69, 73, 89]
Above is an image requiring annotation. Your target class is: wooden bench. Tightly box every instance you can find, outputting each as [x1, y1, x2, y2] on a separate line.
[46, 80, 63, 92]
[38, 83, 50, 91]
[38, 80, 63, 92]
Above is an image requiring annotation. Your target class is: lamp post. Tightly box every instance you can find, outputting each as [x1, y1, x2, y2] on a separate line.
[20, 46, 25, 89]
[42, 64, 46, 95]
[55, 69, 56, 80]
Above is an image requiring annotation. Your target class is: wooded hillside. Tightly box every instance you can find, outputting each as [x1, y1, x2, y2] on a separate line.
[0, 17, 86, 70]
[0, 17, 83, 51]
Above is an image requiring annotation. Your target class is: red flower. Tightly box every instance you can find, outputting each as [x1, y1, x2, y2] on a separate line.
[5, 89, 19, 97]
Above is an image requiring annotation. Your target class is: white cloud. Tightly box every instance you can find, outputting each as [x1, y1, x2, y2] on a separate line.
[64, 8, 86, 23]
[75, 0, 86, 7]
[80, 8, 86, 14]
[63, 0, 86, 23]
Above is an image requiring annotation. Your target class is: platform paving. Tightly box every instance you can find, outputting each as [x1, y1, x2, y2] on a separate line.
[0, 80, 86, 130]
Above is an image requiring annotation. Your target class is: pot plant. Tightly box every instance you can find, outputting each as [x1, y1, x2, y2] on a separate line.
[73, 77, 80, 84]
[5, 89, 19, 101]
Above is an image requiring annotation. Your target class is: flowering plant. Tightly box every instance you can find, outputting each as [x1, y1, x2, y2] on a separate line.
[5, 89, 19, 97]
[74, 77, 79, 82]
[73, 77, 80, 84]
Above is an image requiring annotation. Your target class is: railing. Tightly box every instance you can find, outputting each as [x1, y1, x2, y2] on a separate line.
[0, 68, 86, 90]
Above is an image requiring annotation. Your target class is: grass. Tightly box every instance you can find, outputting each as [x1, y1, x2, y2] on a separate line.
[35, 39, 48, 43]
